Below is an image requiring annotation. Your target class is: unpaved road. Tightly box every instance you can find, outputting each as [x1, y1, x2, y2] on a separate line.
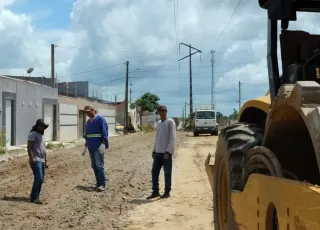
[123, 135, 216, 230]
[0, 132, 216, 230]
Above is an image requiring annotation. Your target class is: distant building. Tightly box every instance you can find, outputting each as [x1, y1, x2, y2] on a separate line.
[57, 81, 103, 100]
[141, 111, 159, 128]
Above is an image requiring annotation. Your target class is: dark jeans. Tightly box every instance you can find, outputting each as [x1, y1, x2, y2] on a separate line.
[152, 153, 172, 193]
[89, 146, 106, 187]
[30, 161, 45, 201]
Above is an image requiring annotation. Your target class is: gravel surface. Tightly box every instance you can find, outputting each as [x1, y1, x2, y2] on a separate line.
[0, 132, 187, 230]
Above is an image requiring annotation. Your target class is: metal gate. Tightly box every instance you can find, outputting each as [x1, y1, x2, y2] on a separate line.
[44, 104, 53, 141]
[5, 99, 13, 146]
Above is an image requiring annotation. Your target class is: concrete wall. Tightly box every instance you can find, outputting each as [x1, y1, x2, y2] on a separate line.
[59, 96, 116, 139]
[97, 108, 116, 135]
[59, 104, 78, 142]
[0, 76, 58, 145]
[58, 81, 88, 98]
[88, 83, 103, 100]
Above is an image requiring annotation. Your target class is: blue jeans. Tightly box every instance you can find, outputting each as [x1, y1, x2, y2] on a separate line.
[152, 153, 172, 193]
[30, 161, 45, 201]
[89, 146, 106, 187]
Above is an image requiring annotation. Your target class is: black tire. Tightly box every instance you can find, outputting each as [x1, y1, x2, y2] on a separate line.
[193, 131, 199, 137]
[213, 123, 264, 230]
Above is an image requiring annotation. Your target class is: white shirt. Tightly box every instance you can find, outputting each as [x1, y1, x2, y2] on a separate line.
[153, 118, 176, 154]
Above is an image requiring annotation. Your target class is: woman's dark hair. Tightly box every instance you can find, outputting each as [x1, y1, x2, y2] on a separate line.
[29, 125, 37, 133]
[29, 122, 44, 134]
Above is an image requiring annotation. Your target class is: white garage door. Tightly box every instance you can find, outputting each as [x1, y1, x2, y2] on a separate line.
[44, 104, 54, 142]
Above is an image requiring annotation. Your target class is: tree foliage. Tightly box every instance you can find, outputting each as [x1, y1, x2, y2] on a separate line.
[136, 92, 160, 126]
[136, 92, 160, 113]
[229, 108, 239, 120]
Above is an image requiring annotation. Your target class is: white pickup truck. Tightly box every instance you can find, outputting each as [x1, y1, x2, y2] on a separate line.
[193, 109, 218, 136]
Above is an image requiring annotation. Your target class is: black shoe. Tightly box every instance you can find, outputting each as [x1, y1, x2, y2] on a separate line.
[160, 192, 170, 199]
[146, 191, 160, 200]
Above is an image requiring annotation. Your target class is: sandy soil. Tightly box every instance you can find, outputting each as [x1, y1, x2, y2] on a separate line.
[0, 132, 187, 230]
[0, 132, 216, 230]
[122, 134, 217, 230]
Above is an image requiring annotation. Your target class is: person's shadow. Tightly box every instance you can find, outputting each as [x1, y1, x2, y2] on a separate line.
[1, 196, 30, 203]
[128, 198, 159, 205]
[75, 185, 96, 192]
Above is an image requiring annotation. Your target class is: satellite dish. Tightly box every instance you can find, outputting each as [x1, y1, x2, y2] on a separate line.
[129, 103, 136, 109]
[27, 68, 34, 74]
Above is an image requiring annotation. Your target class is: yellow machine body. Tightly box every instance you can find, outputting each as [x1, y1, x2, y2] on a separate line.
[205, 82, 320, 229]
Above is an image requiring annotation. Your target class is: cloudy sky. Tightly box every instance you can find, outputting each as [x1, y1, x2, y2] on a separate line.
[1, 0, 319, 117]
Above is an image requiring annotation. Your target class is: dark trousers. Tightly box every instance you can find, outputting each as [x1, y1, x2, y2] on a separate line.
[30, 161, 45, 201]
[152, 153, 172, 193]
[89, 146, 106, 187]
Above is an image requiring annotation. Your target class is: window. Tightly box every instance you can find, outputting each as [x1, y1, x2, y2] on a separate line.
[196, 111, 215, 119]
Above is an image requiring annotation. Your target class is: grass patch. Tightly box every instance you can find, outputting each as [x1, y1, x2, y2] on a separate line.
[141, 125, 156, 133]
[46, 142, 54, 150]
[0, 127, 7, 155]
[46, 142, 64, 150]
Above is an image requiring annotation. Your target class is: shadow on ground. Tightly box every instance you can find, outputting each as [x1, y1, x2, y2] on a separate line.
[128, 198, 160, 205]
[75, 185, 97, 192]
[1, 196, 30, 203]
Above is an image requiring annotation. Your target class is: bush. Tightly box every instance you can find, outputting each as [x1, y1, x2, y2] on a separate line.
[46, 142, 54, 150]
[0, 127, 7, 154]
[141, 125, 155, 133]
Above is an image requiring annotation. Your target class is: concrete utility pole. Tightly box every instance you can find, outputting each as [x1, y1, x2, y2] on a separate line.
[51, 44, 55, 88]
[238, 81, 241, 112]
[115, 94, 117, 103]
[124, 61, 129, 135]
[130, 88, 132, 104]
[211, 50, 215, 110]
[178, 43, 202, 115]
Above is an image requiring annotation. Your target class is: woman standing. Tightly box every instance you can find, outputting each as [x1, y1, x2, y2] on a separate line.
[27, 119, 49, 204]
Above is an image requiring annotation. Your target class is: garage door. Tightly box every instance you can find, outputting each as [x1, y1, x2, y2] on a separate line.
[44, 104, 54, 142]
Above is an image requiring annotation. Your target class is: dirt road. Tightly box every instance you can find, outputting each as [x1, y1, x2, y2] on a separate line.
[122, 135, 216, 230]
[0, 132, 216, 230]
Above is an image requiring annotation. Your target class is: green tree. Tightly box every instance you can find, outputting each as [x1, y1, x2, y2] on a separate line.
[229, 108, 239, 120]
[136, 92, 160, 125]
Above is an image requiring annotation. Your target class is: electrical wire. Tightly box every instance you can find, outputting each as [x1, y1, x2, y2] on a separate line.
[58, 62, 125, 78]
[212, 0, 243, 50]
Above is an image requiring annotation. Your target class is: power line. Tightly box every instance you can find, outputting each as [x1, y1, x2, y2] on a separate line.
[173, 0, 179, 56]
[212, 0, 242, 50]
[58, 62, 124, 78]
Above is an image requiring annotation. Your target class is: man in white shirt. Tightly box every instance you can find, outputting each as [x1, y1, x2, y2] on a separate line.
[147, 105, 176, 199]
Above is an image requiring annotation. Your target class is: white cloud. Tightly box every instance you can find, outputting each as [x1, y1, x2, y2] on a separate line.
[1, 0, 320, 116]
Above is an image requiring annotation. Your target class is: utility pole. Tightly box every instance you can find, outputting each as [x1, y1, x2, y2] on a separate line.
[238, 81, 241, 112]
[178, 43, 202, 115]
[184, 101, 187, 123]
[211, 50, 215, 110]
[51, 44, 55, 88]
[124, 61, 129, 135]
[115, 94, 117, 103]
[130, 88, 132, 104]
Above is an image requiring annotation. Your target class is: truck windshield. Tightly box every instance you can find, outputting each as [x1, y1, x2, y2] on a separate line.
[196, 111, 215, 119]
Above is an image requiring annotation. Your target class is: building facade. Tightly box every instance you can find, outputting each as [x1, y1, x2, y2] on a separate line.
[58, 96, 116, 142]
[0, 76, 58, 146]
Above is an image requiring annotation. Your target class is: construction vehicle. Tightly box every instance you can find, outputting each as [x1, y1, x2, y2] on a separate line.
[193, 104, 218, 136]
[205, 0, 320, 229]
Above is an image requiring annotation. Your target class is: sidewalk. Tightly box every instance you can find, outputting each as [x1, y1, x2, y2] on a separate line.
[0, 133, 121, 163]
